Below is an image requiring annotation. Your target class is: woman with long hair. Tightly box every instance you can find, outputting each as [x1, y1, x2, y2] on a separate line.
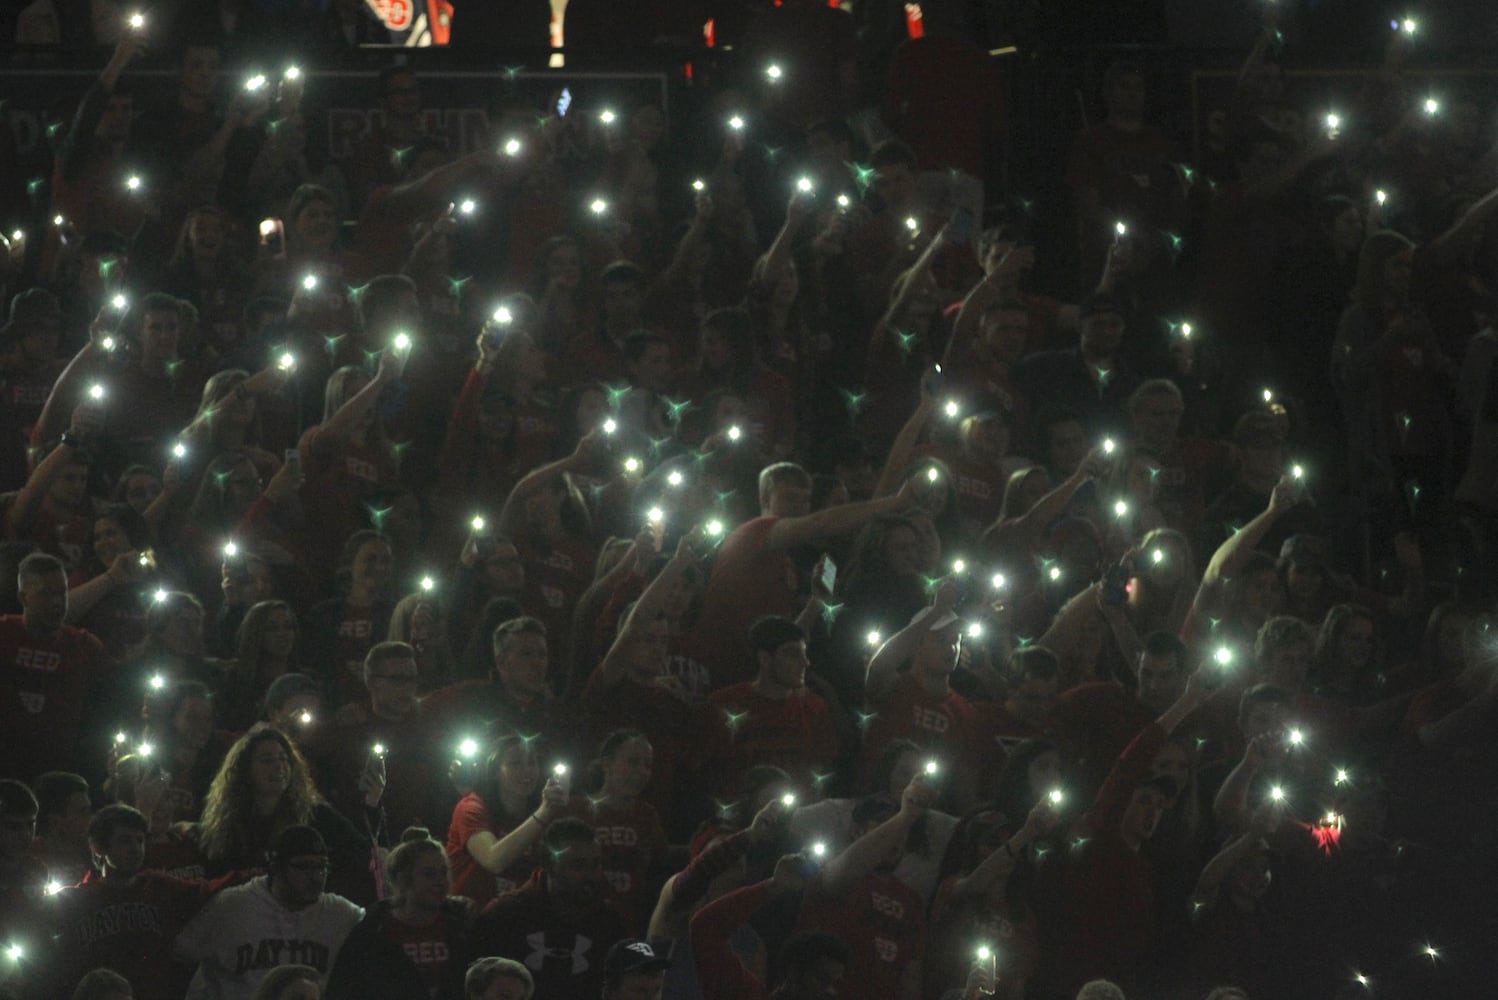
[1309, 603, 1384, 705]
[196, 726, 373, 901]
[223, 600, 300, 730]
[569, 730, 668, 930]
[326, 828, 476, 999]
[160, 205, 255, 358]
[446, 733, 567, 907]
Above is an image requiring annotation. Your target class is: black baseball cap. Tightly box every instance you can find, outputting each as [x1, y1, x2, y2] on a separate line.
[605, 940, 672, 979]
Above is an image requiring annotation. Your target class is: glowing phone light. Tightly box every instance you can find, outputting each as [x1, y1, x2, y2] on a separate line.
[278, 352, 297, 371]
[795, 176, 814, 194]
[865, 630, 882, 647]
[991, 572, 1007, 589]
[1048, 788, 1066, 806]
[470, 515, 486, 532]
[647, 506, 665, 524]
[705, 519, 725, 537]
[393, 332, 412, 352]
[781, 792, 797, 807]
[503, 138, 522, 157]
[459, 738, 479, 758]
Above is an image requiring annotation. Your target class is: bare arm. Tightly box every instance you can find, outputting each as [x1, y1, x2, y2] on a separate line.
[764, 482, 913, 553]
[866, 581, 957, 705]
[318, 348, 404, 445]
[816, 779, 932, 898]
[872, 378, 938, 499]
[497, 431, 602, 540]
[1192, 475, 1297, 611]
[465, 779, 567, 873]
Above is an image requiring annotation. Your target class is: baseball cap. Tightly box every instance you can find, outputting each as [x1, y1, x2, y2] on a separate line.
[605, 940, 672, 979]
[749, 615, 805, 654]
[264, 672, 321, 714]
[268, 825, 328, 862]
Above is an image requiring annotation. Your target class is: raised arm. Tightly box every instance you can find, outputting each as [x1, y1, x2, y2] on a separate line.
[816, 777, 933, 898]
[765, 479, 915, 553]
[866, 581, 957, 704]
[983, 449, 1104, 553]
[464, 778, 567, 874]
[1194, 474, 1297, 600]
[1211, 732, 1283, 833]
[317, 348, 405, 445]
[497, 430, 603, 540]
[873, 376, 938, 498]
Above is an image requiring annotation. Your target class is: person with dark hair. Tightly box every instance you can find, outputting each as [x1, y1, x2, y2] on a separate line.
[70, 967, 134, 1000]
[560, 730, 667, 931]
[697, 616, 837, 797]
[470, 817, 626, 1000]
[325, 827, 476, 999]
[48, 803, 247, 1000]
[690, 853, 849, 1000]
[0, 552, 112, 782]
[445, 732, 567, 908]
[31, 771, 92, 884]
[344, 67, 440, 212]
[1011, 294, 1138, 437]
[174, 824, 364, 999]
[301, 531, 397, 709]
[0, 778, 46, 957]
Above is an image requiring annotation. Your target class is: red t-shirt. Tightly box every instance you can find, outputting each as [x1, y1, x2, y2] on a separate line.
[699, 682, 839, 792]
[445, 794, 535, 908]
[564, 795, 666, 930]
[861, 672, 979, 778]
[0, 616, 111, 781]
[383, 911, 452, 998]
[796, 875, 926, 999]
[692, 518, 798, 687]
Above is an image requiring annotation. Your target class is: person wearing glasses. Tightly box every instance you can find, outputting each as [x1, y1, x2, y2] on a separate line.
[175, 824, 363, 1000]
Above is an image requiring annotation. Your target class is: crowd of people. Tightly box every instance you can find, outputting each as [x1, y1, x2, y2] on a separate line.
[2, 1, 1497, 999]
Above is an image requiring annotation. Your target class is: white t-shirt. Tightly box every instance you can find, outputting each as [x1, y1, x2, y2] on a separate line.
[175, 875, 363, 1000]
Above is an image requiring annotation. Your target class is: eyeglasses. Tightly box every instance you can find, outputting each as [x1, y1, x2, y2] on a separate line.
[370, 674, 419, 685]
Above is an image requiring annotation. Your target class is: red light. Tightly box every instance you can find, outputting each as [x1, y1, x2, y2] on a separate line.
[703, 17, 715, 47]
[904, 2, 924, 38]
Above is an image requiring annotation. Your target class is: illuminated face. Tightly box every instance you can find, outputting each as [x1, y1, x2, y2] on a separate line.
[180, 46, 220, 99]
[495, 633, 549, 697]
[50, 462, 90, 508]
[764, 478, 812, 518]
[1080, 310, 1125, 359]
[1046, 420, 1089, 476]
[249, 738, 292, 800]
[260, 607, 297, 658]
[20, 568, 68, 633]
[366, 654, 420, 716]
[497, 743, 540, 798]
[604, 738, 654, 798]
[142, 307, 182, 359]
[913, 625, 960, 677]
[1149, 743, 1190, 799]
[1136, 650, 1184, 713]
[979, 308, 1028, 366]
[1130, 391, 1184, 449]
[293, 197, 339, 251]
[173, 695, 214, 750]
[1005, 677, 1058, 727]
[479, 976, 531, 1000]
[350, 539, 394, 592]
[767, 639, 809, 690]
[1120, 786, 1167, 845]
[547, 837, 606, 904]
[93, 516, 131, 567]
[189, 211, 226, 260]
[122, 472, 161, 514]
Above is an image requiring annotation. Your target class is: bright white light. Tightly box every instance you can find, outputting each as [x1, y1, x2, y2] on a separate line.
[101, 336, 117, 351]
[125, 175, 142, 192]
[1048, 788, 1065, 806]
[589, 198, 609, 215]
[904, 216, 919, 232]
[244, 74, 267, 92]
[128, 11, 145, 29]
[88, 384, 106, 401]
[943, 399, 960, 418]
[278, 352, 296, 371]
[765, 63, 783, 81]
[727, 114, 745, 130]
[692, 178, 705, 191]
[1115, 220, 1128, 236]
[1150, 549, 1164, 564]
[926, 467, 940, 483]
[284, 66, 301, 80]
[137, 742, 154, 757]
[705, 519, 725, 537]
[865, 630, 882, 647]
[1291, 464, 1305, 479]
[1048, 566, 1062, 581]
[951, 559, 967, 575]
[966, 622, 983, 639]
[45, 880, 62, 895]
[796, 176, 814, 193]
[471, 515, 485, 532]
[811, 841, 827, 858]
[553, 763, 568, 776]
[837, 194, 851, 209]
[114, 732, 127, 745]
[598, 109, 617, 125]
[781, 792, 796, 807]
[223, 541, 239, 558]
[1179, 322, 1193, 338]
[459, 738, 479, 758]
[503, 138, 522, 157]
[1375, 189, 1388, 205]
[602, 418, 618, 435]
[394, 332, 412, 352]
[1270, 785, 1286, 802]
[298, 710, 313, 725]
[420, 575, 435, 592]
[622, 456, 642, 474]
[458, 199, 477, 215]
[647, 506, 664, 524]
[1102, 438, 1116, 454]
[1423, 97, 1440, 115]
[371, 743, 387, 757]
[149, 673, 165, 690]
[172, 442, 187, 459]
[990, 573, 1007, 589]
[667, 470, 684, 487]
[924, 760, 940, 776]
[301, 274, 318, 291]
[1214, 646, 1234, 667]
[1113, 499, 1129, 518]
[727, 425, 742, 441]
